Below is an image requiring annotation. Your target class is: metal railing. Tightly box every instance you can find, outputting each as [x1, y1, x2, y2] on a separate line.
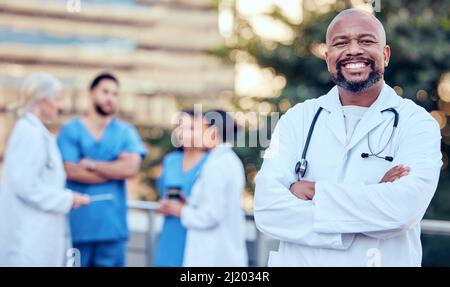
[420, 219, 450, 236]
[127, 200, 264, 266]
[127, 200, 450, 266]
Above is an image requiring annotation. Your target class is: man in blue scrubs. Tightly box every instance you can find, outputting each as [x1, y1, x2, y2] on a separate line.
[57, 73, 147, 267]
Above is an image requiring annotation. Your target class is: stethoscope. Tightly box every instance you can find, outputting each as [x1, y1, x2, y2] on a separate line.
[294, 107, 399, 180]
[46, 157, 55, 169]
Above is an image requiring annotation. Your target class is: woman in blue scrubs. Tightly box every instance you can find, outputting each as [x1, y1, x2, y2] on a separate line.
[153, 110, 208, 267]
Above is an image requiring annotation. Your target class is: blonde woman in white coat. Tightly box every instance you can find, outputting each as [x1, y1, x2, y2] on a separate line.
[0, 73, 90, 267]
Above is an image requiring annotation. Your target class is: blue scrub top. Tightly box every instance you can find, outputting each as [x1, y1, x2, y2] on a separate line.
[153, 150, 209, 267]
[57, 118, 147, 243]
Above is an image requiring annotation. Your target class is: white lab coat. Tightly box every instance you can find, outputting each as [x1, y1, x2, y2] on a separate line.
[254, 83, 442, 267]
[181, 144, 248, 267]
[0, 113, 73, 267]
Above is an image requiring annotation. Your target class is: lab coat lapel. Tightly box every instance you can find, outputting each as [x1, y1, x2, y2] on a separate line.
[318, 84, 401, 150]
[345, 83, 401, 151]
[23, 113, 52, 135]
[318, 86, 347, 146]
[189, 144, 229, 204]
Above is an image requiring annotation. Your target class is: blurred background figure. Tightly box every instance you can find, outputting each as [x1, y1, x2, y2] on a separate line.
[57, 73, 147, 267]
[165, 110, 248, 267]
[154, 109, 209, 267]
[0, 72, 90, 267]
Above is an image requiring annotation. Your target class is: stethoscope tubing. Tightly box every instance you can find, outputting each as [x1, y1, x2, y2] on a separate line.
[295, 107, 399, 179]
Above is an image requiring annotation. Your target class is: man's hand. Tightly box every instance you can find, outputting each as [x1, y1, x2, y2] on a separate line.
[94, 152, 142, 180]
[166, 200, 185, 217]
[379, 164, 410, 183]
[79, 158, 96, 171]
[289, 165, 409, 201]
[290, 180, 315, 200]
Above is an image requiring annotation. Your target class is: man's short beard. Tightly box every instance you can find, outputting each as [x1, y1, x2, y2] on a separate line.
[95, 104, 114, 117]
[331, 60, 383, 93]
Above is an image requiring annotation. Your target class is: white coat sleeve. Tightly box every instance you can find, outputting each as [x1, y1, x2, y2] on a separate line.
[180, 160, 228, 230]
[8, 125, 73, 214]
[313, 113, 442, 239]
[254, 106, 354, 249]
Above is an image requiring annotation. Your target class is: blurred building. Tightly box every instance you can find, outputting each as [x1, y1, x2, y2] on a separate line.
[0, 0, 235, 185]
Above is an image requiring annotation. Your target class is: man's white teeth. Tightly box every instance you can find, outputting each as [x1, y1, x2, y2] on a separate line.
[345, 62, 366, 69]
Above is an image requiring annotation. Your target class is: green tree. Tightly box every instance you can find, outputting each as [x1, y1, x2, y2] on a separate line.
[143, 0, 450, 211]
[210, 0, 450, 266]
[211, 0, 450, 207]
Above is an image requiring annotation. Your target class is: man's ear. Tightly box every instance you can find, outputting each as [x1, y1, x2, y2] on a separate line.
[89, 88, 97, 99]
[324, 49, 332, 71]
[383, 45, 391, 67]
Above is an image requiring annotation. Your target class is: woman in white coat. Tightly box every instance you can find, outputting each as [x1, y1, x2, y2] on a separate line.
[0, 73, 90, 267]
[165, 110, 248, 267]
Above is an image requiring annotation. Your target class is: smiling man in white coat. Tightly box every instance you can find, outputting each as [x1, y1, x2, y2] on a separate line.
[254, 9, 442, 267]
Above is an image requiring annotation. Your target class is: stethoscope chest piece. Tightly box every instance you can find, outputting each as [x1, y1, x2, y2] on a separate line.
[295, 158, 307, 180]
[46, 158, 55, 169]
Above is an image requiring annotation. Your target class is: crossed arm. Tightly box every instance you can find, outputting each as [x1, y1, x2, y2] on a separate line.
[290, 115, 441, 239]
[291, 164, 411, 200]
[64, 152, 142, 184]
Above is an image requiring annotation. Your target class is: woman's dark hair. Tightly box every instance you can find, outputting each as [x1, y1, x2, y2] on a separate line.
[204, 109, 239, 144]
[181, 109, 196, 117]
[89, 72, 119, 91]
